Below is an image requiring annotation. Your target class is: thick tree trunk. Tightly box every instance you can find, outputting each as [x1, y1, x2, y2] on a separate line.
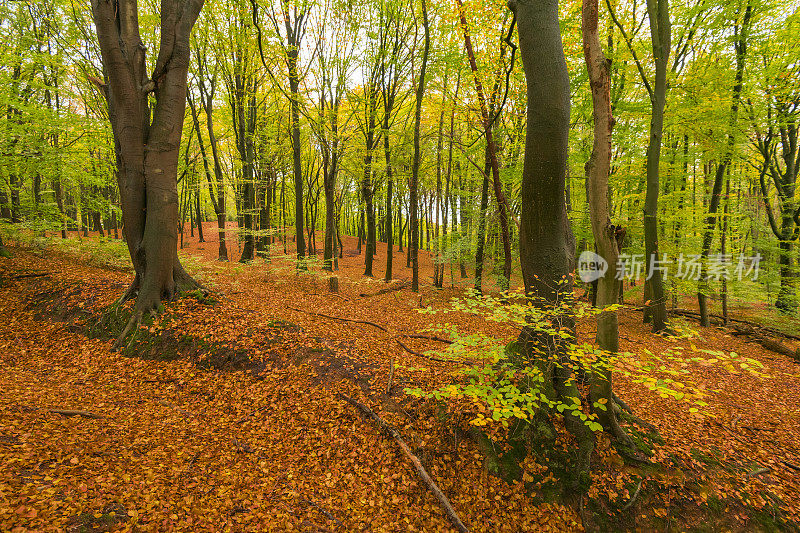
[515, 0, 594, 479]
[91, 0, 204, 320]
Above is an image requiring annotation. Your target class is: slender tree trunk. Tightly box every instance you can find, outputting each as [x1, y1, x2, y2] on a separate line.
[474, 149, 490, 292]
[642, 0, 671, 333]
[459, 171, 469, 278]
[721, 173, 730, 324]
[289, 49, 306, 264]
[583, 0, 628, 440]
[384, 121, 395, 281]
[698, 0, 752, 325]
[195, 187, 205, 242]
[189, 83, 228, 261]
[456, 0, 512, 289]
[410, 0, 430, 292]
[363, 103, 377, 276]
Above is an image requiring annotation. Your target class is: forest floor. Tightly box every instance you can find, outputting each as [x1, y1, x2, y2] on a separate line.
[2, 223, 800, 532]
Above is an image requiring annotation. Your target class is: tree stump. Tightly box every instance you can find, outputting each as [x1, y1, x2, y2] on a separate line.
[328, 276, 339, 294]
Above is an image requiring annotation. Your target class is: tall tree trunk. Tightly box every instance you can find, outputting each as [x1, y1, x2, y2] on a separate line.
[698, 0, 752, 325]
[323, 106, 340, 271]
[410, 0, 430, 292]
[583, 0, 628, 441]
[384, 118, 395, 281]
[188, 73, 228, 261]
[642, 0, 671, 333]
[459, 171, 469, 278]
[721, 172, 730, 324]
[474, 150, 490, 292]
[514, 0, 594, 478]
[289, 48, 306, 264]
[363, 98, 377, 276]
[456, 0, 512, 289]
[90, 0, 203, 324]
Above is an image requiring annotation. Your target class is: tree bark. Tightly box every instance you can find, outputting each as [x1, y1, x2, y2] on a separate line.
[90, 0, 204, 318]
[583, 0, 628, 440]
[514, 0, 594, 478]
[642, 0, 671, 333]
[410, 0, 430, 293]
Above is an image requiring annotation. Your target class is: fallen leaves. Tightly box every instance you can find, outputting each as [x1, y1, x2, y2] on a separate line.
[2, 231, 800, 531]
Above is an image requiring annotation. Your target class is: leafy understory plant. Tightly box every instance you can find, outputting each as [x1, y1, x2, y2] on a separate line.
[407, 289, 766, 433]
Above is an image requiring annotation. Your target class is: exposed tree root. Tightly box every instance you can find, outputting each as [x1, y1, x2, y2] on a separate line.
[112, 311, 143, 351]
[404, 333, 453, 344]
[621, 479, 643, 510]
[110, 262, 207, 351]
[395, 338, 460, 363]
[10, 272, 49, 280]
[612, 393, 659, 433]
[116, 274, 140, 306]
[286, 306, 389, 332]
[339, 393, 470, 533]
[174, 261, 206, 294]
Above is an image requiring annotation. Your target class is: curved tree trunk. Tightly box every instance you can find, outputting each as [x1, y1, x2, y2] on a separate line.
[515, 0, 594, 481]
[456, 0, 512, 289]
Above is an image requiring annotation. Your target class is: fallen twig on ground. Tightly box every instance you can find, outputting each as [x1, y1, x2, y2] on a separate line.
[300, 497, 344, 530]
[621, 479, 644, 511]
[11, 272, 49, 280]
[287, 306, 389, 332]
[395, 338, 456, 363]
[48, 409, 104, 419]
[403, 333, 453, 344]
[339, 393, 470, 533]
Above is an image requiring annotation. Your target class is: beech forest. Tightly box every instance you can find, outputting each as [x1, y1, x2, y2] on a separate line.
[1, 0, 800, 530]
